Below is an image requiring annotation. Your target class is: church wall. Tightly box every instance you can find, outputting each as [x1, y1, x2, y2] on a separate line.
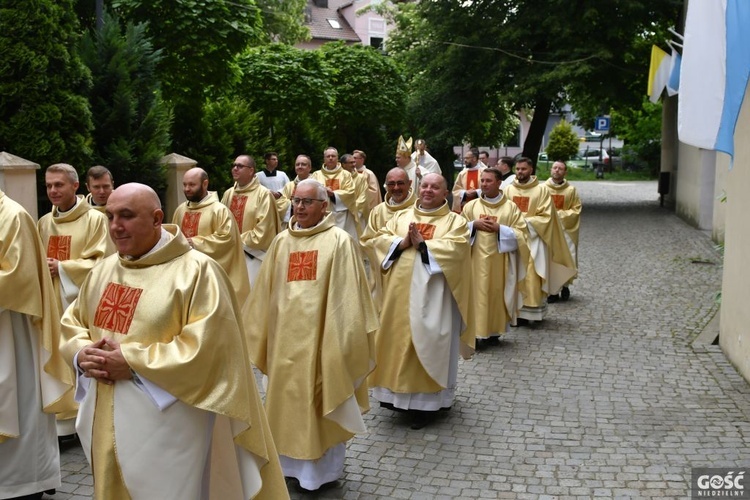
[712, 154, 729, 244]
[719, 81, 750, 382]
[674, 143, 716, 230]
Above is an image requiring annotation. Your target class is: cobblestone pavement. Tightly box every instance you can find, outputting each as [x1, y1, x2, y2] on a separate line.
[52, 180, 750, 499]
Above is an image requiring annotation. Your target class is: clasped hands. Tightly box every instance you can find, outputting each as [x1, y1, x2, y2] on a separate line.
[474, 218, 499, 233]
[397, 222, 426, 250]
[78, 338, 132, 385]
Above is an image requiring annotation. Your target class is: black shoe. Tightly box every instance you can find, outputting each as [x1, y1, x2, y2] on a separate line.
[547, 294, 559, 303]
[10, 493, 44, 500]
[561, 286, 570, 300]
[485, 336, 501, 346]
[475, 338, 486, 350]
[57, 434, 78, 447]
[515, 318, 529, 326]
[379, 401, 407, 413]
[409, 410, 435, 430]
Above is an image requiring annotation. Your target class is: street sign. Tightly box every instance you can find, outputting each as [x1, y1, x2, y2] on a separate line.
[595, 116, 610, 133]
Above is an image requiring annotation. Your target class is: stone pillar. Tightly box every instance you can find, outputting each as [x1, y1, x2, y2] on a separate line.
[0, 152, 41, 219]
[161, 153, 197, 221]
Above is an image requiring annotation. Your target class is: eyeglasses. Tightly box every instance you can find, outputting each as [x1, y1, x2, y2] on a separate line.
[292, 197, 325, 207]
[232, 163, 251, 169]
[385, 181, 408, 188]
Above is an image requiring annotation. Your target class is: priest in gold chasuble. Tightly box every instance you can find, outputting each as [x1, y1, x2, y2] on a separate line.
[503, 158, 576, 321]
[37, 163, 113, 435]
[353, 149, 383, 213]
[84, 165, 114, 213]
[362, 173, 472, 430]
[38, 164, 114, 315]
[341, 153, 371, 233]
[220, 156, 281, 286]
[461, 169, 529, 348]
[311, 147, 359, 242]
[545, 161, 582, 301]
[451, 149, 486, 213]
[173, 167, 250, 306]
[244, 179, 377, 492]
[275, 154, 313, 224]
[0, 190, 72, 499]
[61, 183, 288, 500]
[360, 168, 418, 311]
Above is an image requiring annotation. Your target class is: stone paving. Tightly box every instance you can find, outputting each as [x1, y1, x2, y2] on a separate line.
[51, 180, 750, 499]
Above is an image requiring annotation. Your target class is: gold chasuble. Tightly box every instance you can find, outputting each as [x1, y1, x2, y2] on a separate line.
[173, 191, 250, 306]
[37, 195, 113, 314]
[85, 193, 106, 213]
[461, 195, 530, 339]
[359, 167, 383, 211]
[451, 166, 485, 213]
[359, 190, 418, 311]
[545, 178, 582, 269]
[244, 214, 378, 461]
[352, 170, 370, 230]
[363, 201, 472, 397]
[221, 178, 280, 254]
[311, 166, 359, 238]
[275, 179, 295, 222]
[37, 195, 113, 424]
[0, 191, 72, 447]
[60, 226, 288, 500]
[504, 177, 576, 312]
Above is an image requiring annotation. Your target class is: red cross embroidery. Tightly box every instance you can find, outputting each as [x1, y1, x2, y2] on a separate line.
[414, 223, 436, 241]
[480, 214, 498, 223]
[47, 235, 72, 260]
[287, 250, 318, 282]
[551, 194, 565, 210]
[229, 195, 248, 229]
[325, 179, 340, 191]
[512, 196, 530, 213]
[93, 282, 143, 334]
[181, 212, 202, 238]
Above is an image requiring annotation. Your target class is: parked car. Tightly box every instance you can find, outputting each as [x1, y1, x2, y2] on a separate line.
[578, 147, 609, 169]
[537, 152, 588, 169]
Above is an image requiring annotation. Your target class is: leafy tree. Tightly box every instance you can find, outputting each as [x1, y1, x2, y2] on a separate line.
[546, 120, 580, 162]
[0, 0, 93, 168]
[234, 42, 408, 177]
[111, 0, 264, 155]
[234, 43, 334, 167]
[376, 0, 681, 163]
[191, 97, 268, 189]
[319, 42, 408, 177]
[611, 98, 662, 175]
[256, 0, 309, 44]
[80, 11, 172, 191]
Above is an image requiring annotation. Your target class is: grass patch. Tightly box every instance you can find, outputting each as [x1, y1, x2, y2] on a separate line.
[535, 164, 656, 182]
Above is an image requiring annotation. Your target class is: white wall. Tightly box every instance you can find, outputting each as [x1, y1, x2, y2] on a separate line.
[719, 80, 750, 381]
[674, 143, 716, 230]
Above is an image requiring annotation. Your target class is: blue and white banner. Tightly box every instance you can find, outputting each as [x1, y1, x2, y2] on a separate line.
[666, 48, 681, 97]
[678, 0, 750, 158]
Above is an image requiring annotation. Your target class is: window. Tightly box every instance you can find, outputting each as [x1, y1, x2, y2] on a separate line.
[327, 19, 341, 29]
[370, 37, 384, 50]
[369, 18, 386, 34]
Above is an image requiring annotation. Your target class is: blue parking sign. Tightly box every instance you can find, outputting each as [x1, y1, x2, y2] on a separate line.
[595, 116, 610, 132]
